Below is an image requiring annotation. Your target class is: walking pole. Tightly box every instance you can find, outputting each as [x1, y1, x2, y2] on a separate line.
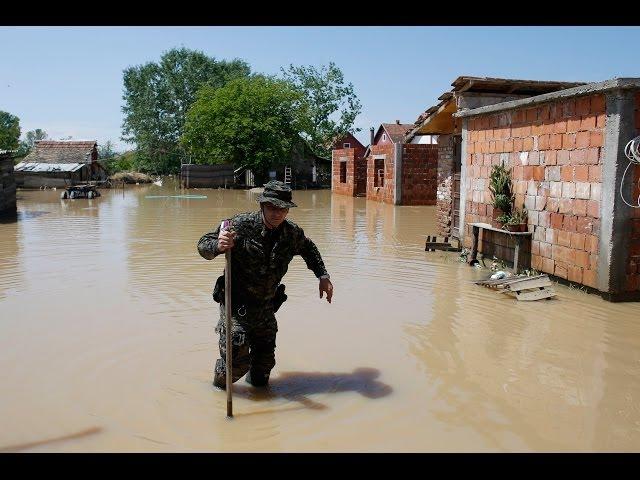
[221, 220, 233, 418]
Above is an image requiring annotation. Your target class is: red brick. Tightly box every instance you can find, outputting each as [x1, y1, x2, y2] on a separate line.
[557, 230, 572, 247]
[589, 166, 602, 182]
[568, 265, 583, 283]
[587, 200, 600, 218]
[523, 137, 534, 151]
[562, 133, 576, 150]
[591, 95, 606, 114]
[560, 166, 573, 182]
[558, 150, 570, 165]
[532, 240, 540, 256]
[514, 138, 524, 151]
[532, 123, 543, 136]
[547, 198, 560, 212]
[551, 213, 564, 229]
[526, 108, 538, 123]
[542, 257, 555, 274]
[596, 113, 606, 128]
[542, 121, 555, 135]
[563, 215, 577, 232]
[560, 198, 575, 214]
[567, 117, 582, 133]
[581, 116, 597, 131]
[554, 120, 567, 134]
[625, 274, 640, 292]
[535, 195, 547, 210]
[571, 233, 586, 250]
[576, 97, 591, 116]
[577, 216, 594, 234]
[533, 166, 545, 181]
[573, 199, 587, 216]
[546, 150, 557, 165]
[573, 165, 589, 182]
[576, 131, 590, 148]
[586, 234, 599, 253]
[589, 131, 603, 147]
[504, 139, 514, 152]
[538, 134, 550, 150]
[583, 269, 597, 288]
[586, 148, 601, 165]
[539, 211, 551, 228]
[555, 263, 568, 279]
[550, 134, 562, 150]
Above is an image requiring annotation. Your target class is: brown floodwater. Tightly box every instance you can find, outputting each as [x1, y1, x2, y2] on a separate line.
[1, 180, 639, 452]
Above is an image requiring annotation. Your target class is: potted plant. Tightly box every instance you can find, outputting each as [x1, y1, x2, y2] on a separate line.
[505, 206, 528, 232]
[488, 164, 514, 228]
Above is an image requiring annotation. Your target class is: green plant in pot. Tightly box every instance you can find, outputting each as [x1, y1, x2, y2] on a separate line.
[505, 206, 528, 232]
[488, 164, 514, 227]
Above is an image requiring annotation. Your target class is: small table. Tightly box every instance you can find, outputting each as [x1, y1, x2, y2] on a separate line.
[468, 222, 533, 273]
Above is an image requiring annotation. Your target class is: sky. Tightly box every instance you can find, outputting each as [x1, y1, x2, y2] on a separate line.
[1, 26, 640, 152]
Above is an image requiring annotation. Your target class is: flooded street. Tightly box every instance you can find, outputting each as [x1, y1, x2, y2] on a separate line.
[1, 182, 640, 452]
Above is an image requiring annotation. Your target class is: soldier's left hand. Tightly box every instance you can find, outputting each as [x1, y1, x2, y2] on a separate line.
[319, 278, 333, 304]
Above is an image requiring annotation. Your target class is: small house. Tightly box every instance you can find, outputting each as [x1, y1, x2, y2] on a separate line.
[331, 132, 367, 197]
[14, 140, 107, 188]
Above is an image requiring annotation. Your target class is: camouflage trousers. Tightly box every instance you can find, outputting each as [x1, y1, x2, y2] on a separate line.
[214, 302, 278, 386]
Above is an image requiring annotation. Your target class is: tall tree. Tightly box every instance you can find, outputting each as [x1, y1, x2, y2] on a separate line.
[181, 75, 303, 184]
[0, 111, 21, 151]
[98, 140, 117, 159]
[16, 128, 48, 157]
[121, 47, 250, 174]
[281, 62, 362, 158]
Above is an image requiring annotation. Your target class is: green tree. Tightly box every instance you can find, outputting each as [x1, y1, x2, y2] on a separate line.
[281, 62, 362, 158]
[98, 140, 117, 160]
[16, 128, 48, 157]
[121, 47, 250, 174]
[0, 111, 21, 151]
[181, 75, 303, 184]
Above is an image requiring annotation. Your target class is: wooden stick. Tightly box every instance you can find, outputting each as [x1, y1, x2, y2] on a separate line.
[221, 220, 233, 418]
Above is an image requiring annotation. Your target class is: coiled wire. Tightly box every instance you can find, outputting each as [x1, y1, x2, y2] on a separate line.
[621, 135, 640, 208]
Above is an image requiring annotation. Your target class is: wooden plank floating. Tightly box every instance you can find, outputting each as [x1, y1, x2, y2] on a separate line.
[475, 274, 556, 301]
[424, 235, 461, 252]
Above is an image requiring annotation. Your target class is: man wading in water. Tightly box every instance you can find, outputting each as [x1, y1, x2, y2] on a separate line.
[197, 180, 333, 389]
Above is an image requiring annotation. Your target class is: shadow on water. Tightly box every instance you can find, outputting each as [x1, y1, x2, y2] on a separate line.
[229, 368, 392, 416]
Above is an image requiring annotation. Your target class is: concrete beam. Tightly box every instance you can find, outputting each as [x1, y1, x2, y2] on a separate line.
[455, 78, 640, 118]
[598, 90, 637, 297]
[458, 119, 469, 244]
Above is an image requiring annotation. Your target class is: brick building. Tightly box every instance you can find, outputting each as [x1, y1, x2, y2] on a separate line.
[331, 132, 367, 196]
[407, 76, 585, 239]
[455, 78, 640, 301]
[365, 121, 438, 205]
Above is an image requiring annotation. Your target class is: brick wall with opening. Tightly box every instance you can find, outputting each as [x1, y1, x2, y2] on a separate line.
[367, 144, 395, 203]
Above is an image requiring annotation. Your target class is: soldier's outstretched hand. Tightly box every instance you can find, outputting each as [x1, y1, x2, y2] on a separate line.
[217, 229, 236, 253]
[319, 277, 333, 304]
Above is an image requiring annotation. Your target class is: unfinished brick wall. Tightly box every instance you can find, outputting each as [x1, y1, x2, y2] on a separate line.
[436, 135, 454, 236]
[367, 144, 395, 203]
[463, 94, 606, 289]
[626, 93, 640, 291]
[401, 144, 438, 205]
[332, 148, 356, 196]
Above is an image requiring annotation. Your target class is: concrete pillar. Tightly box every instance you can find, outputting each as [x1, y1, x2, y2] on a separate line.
[393, 142, 403, 205]
[599, 90, 637, 297]
[458, 119, 469, 245]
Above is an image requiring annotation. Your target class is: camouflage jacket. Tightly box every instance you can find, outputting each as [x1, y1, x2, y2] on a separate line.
[197, 211, 328, 304]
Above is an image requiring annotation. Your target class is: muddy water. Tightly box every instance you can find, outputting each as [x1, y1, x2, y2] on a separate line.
[1, 181, 639, 452]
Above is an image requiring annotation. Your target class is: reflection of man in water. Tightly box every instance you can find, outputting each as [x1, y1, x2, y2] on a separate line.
[197, 181, 333, 389]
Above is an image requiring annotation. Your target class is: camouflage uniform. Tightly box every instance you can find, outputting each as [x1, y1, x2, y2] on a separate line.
[197, 210, 328, 387]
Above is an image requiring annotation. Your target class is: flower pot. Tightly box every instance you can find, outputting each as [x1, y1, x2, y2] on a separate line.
[505, 223, 527, 232]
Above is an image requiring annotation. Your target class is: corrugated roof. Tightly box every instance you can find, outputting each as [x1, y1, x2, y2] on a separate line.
[450, 76, 586, 94]
[23, 140, 97, 164]
[14, 162, 86, 173]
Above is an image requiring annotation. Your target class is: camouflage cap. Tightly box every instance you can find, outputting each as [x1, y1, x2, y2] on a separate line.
[256, 180, 297, 208]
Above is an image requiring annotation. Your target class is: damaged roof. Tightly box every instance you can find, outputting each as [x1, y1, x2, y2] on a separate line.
[23, 140, 97, 164]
